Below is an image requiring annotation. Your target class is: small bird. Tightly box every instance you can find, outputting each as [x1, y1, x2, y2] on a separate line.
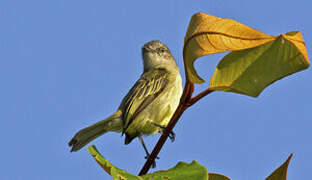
[68, 40, 182, 165]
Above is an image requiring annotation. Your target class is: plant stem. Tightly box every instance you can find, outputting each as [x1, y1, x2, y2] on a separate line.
[189, 88, 214, 106]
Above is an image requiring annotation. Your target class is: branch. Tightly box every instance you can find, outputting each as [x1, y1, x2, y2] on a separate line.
[188, 89, 214, 106]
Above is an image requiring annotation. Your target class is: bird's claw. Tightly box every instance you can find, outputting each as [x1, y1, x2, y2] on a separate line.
[168, 131, 175, 142]
[144, 154, 159, 168]
[150, 121, 176, 142]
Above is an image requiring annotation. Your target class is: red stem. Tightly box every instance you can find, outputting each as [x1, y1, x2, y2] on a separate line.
[189, 89, 214, 106]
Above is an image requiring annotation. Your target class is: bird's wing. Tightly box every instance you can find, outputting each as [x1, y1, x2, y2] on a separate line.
[119, 68, 169, 133]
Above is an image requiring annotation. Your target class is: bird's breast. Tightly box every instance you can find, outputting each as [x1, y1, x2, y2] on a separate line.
[135, 72, 182, 135]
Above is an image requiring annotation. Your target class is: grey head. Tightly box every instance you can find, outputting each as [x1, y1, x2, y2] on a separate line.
[142, 40, 170, 54]
[141, 40, 178, 71]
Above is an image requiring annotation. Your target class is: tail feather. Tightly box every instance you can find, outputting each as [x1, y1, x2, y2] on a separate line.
[69, 111, 123, 152]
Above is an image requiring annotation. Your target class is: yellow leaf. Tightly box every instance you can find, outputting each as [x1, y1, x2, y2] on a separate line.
[265, 153, 293, 180]
[183, 13, 309, 97]
[184, 13, 275, 83]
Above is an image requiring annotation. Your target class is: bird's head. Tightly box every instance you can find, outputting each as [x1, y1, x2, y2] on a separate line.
[142, 40, 178, 72]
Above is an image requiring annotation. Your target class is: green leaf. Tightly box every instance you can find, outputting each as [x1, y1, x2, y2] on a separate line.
[88, 145, 231, 180]
[265, 153, 293, 180]
[88, 145, 139, 180]
[142, 161, 208, 180]
[209, 32, 309, 97]
[209, 173, 231, 180]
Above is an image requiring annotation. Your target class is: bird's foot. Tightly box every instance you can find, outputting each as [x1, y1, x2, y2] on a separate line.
[145, 154, 160, 168]
[168, 131, 175, 142]
[150, 122, 176, 142]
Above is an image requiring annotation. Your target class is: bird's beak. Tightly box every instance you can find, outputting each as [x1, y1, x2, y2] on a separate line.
[142, 46, 152, 53]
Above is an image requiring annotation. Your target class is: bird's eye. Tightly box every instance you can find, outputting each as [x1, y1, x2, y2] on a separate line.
[158, 48, 166, 53]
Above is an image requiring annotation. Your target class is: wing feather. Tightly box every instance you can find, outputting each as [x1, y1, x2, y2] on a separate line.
[119, 69, 169, 132]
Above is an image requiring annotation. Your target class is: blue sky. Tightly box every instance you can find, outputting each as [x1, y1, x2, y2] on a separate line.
[1, 0, 311, 179]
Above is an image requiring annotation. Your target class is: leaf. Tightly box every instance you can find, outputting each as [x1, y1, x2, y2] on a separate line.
[88, 145, 139, 180]
[265, 153, 293, 180]
[184, 12, 275, 84]
[142, 161, 208, 180]
[89, 145, 231, 180]
[209, 32, 310, 97]
[184, 13, 309, 97]
[209, 173, 231, 180]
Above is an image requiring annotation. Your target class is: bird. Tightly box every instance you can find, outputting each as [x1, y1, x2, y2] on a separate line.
[68, 40, 182, 166]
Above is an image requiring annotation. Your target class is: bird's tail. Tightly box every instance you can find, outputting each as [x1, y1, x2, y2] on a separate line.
[68, 110, 123, 152]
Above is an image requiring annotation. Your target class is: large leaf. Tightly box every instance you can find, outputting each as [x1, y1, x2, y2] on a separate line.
[88, 145, 231, 180]
[184, 13, 309, 97]
[265, 153, 293, 180]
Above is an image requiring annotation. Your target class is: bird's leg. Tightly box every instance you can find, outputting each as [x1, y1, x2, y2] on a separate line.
[149, 122, 175, 142]
[138, 135, 159, 168]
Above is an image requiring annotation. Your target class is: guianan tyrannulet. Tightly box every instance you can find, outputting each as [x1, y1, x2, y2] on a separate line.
[68, 40, 182, 163]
